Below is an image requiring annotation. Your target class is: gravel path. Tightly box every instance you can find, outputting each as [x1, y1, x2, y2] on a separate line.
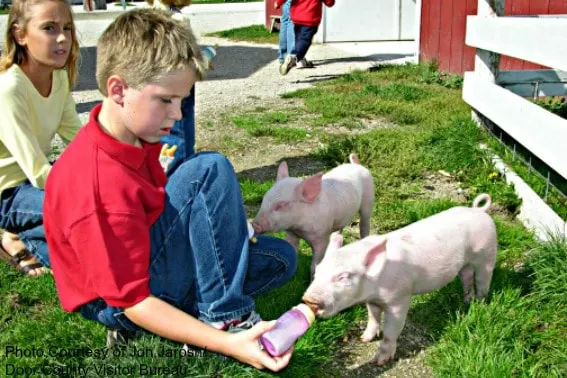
[13, 3, 413, 121]
[71, 35, 412, 122]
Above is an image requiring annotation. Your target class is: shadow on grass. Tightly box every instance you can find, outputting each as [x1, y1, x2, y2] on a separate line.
[237, 154, 328, 183]
[408, 264, 534, 339]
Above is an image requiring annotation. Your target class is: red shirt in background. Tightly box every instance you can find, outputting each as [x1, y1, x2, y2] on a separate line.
[276, 0, 335, 27]
[44, 104, 167, 312]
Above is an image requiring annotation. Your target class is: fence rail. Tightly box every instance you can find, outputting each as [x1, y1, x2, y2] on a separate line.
[463, 0, 567, 238]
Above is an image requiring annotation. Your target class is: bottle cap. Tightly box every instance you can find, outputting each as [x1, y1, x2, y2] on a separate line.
[294, 303, 315, 325]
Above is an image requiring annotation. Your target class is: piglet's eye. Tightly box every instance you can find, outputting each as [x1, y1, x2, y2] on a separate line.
[333, 272, 351, 284]
[274, 201, 289, 211]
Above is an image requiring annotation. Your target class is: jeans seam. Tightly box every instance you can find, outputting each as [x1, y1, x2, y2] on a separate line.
[247, 249, 290, 297]
[199, 304, 256, 323]
[7, 209, 43, 217]
[149, 179, 201, 270]
[199, 190, 229, 300]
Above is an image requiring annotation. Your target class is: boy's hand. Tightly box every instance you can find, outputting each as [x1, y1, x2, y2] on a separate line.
[227, 320, 294, 371]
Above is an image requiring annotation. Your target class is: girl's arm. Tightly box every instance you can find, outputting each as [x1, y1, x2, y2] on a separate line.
[57, 91, 82, 145]
[0, 91, 52, 188]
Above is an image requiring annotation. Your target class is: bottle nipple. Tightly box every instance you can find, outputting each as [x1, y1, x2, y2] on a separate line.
[294, 303, 315, 326]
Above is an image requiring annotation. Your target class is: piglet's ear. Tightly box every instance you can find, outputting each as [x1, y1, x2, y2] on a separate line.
[276, 161, 289, 181]
[329, 232, 344, 250]
[298, 173, 323, 204]
[364, 237, 387, 271]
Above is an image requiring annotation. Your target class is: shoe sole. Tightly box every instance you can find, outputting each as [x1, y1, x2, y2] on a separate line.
[279, 55, 295, 75]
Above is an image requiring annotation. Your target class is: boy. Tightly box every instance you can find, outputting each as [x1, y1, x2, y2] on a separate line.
[277, 0, 335, 75]
[44, 9, 296, 371]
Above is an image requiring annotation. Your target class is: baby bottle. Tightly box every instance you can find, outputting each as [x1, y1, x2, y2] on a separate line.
[201, 46, 217, 68]
[260, 303, 315, 357]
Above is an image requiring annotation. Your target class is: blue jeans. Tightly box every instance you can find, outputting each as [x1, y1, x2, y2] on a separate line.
[161, 86, 196, 176]
[79, 152, 297, 331]
[278, 0, 295, 63]
[0, 182, 50, 267]
[294, 24, 318, 61]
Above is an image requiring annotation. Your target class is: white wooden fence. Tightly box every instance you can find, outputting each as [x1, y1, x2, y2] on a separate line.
[462, 0, 567, 239]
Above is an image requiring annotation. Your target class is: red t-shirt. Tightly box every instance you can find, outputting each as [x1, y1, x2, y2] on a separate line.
[276, 0, 335, 27]
[44, 104, 167, 312]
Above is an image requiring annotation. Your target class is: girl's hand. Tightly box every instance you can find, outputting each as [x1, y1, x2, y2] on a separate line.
[226, 321, 294, 371]
[159, 144, 177, 172]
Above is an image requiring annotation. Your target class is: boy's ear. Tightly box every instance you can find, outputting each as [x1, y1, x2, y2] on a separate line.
[107, 75, 126, 105]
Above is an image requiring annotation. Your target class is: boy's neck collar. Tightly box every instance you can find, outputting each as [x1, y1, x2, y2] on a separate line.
[87, 103, 159, 171]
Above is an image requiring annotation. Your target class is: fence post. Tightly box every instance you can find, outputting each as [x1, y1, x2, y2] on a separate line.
[472, 0, 505, 125]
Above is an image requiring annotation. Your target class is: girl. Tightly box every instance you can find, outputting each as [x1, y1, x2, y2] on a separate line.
[0, 0, 81, 276]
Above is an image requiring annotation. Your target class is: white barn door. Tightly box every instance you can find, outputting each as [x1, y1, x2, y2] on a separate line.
[318, 0, 417, 42]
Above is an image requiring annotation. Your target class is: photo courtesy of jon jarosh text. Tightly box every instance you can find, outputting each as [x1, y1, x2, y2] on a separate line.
[4, 345, 204, 376]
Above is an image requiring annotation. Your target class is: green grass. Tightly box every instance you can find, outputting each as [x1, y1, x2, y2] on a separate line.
[0, 7, 9, 15]
[206, 24, 279, 45]
[113, 2, 135, 6]
[2, 63, 566, 377]
[229, 112, 309, 143]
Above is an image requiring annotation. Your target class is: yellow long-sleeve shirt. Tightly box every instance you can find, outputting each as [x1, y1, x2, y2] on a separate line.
[0, 65, 81, 193]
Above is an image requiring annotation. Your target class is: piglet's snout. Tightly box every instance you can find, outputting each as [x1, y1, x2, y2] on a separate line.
[302, 295, 322, 313]
[251, 222, 262, 234]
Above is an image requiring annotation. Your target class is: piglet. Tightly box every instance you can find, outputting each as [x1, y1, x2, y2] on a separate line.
[252, 154, 374, 279]
[302, 194, 497, 366]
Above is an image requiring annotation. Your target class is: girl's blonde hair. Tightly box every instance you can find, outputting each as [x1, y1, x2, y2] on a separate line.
[0, 0, 80, 89]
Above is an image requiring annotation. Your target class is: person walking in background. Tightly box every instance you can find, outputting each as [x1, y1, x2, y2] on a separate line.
[277, 0, 334, 75]
[276, 0, 295, 65]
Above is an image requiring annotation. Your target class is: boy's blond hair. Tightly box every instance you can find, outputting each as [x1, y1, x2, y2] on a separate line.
[146, 0, 192, 9]
[96, 8, 205, 96]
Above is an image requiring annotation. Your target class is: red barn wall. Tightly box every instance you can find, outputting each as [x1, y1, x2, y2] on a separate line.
[419, 0, 567, 75]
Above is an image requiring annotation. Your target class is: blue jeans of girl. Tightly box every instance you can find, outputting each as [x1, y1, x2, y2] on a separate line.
[79, 152, 297, 331]
[278, 0, 295, 63]
[0, 182, 49, 267]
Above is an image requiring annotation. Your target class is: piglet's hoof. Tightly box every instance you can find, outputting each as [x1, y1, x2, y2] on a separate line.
[375, 354, 392, 366]
[360, 332, 375, 343]
[374, 348, 395, 366]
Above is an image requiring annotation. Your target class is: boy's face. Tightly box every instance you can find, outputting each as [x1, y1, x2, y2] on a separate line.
[119, 69, 196, 145]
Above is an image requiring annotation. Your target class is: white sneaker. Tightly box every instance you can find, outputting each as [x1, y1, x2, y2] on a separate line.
[226, 311, 262, 333]
[279, 54, 296, 75]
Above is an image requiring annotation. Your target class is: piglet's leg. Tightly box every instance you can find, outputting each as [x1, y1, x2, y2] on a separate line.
[309, 238, 330, 280]
[375, 297, 410, 366]
[361, 302, 382, 342]
[285, 232, 300, 252]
